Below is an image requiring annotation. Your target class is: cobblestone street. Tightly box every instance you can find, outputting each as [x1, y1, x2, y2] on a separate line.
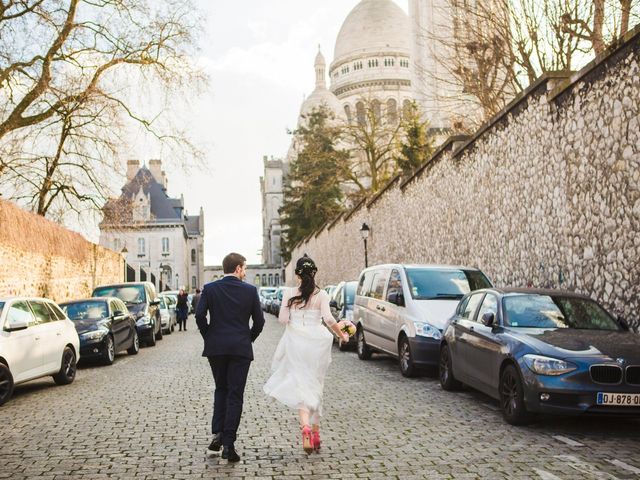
[2, 313, 640, 480]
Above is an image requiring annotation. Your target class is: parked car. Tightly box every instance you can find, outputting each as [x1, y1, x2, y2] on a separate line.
[323, 285, 337, 298]
[270, 287, 285, 317]
[354, 264, 492, 377]
[439, 288, 640, 424]
[329, 281, 358, 351]
[187, 293, 194, 314]
[60, 297, 139, 365]
[157, 296, 176, 335]
[159, 294, 177, 334]
[91, 282, 162, 347]
[261, 291, 276, 312]
[0, 297, 80, 406]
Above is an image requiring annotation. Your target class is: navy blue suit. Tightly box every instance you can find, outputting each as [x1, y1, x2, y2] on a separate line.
[195, 275, 265, 446]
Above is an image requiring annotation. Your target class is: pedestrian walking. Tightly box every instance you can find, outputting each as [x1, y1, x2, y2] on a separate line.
[191, 288, 201, 316]
[263, 255, 351, 454]
[176, 288, 189, 331]
[196, 253, 265, 463]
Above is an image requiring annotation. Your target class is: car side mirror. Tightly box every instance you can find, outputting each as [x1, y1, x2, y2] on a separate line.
[388, 292, 405, 307]
[481, 312, 495, 327]
[617, 316, 630, 331]
[112, 311, 126, 320]
[329, 300, 338, 309]
[4, 319, 28, 332]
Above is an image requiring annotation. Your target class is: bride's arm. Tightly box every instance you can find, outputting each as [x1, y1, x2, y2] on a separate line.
[278, 288, 291, 325]
[320, 290, 349, 341]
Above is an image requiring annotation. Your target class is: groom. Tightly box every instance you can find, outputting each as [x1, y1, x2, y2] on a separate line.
[195, 252, 265, 462]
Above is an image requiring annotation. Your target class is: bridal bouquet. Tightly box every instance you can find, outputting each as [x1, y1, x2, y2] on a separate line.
[337, 320, 356, 337]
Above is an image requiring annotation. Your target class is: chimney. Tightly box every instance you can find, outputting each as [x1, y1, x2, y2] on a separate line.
[161, 170, 168, 189]
[149, 159, 163, 184]
[126, 160, 140, 181]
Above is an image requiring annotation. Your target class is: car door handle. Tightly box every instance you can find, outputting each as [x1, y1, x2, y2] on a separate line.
[35, 336, 40, 340]
[56, 332, 62, 336]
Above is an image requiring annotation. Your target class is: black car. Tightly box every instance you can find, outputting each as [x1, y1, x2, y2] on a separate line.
[329, 281, 358, 351]
[439, 288, 640, 425]
[60, 297, 139, 364]
[92, 282, 162, 347]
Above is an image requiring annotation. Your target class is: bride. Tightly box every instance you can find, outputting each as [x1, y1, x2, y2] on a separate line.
[263, 256, 349, 454]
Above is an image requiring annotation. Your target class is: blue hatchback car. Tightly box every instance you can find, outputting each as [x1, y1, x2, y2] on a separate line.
[439, 288, 640, 425]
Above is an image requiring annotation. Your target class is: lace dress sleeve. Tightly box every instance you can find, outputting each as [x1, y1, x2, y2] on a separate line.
[319, 290, 336, 327]
[278, 288, 292, 325]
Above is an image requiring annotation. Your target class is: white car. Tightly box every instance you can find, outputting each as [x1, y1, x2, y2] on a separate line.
[158, 295, 176, 334]
[0, 297, 81, 406]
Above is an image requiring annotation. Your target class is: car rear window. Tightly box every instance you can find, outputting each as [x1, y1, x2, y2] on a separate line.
[503, 295, 620, 330]
[62, 301, 108, 320]
[93, 285, 146, 305]
[345, 283, 357, 305]
[405, 269, 492, 300]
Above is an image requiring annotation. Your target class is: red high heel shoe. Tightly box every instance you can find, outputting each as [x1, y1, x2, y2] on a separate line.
[312, 426, 321, 452]
[301, 425, 313, 454]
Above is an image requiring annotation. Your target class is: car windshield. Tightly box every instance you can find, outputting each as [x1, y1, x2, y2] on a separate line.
[405, 269, 492, 300]
[159, 297, 167, 309]
[345, 283, 357, 305]
[93, 285, 146, 305]
[62, 301, 108, 320]
[503, 295, 620, 330]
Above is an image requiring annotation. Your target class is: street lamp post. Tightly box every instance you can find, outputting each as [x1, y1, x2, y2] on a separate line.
[359, 223, 370, 268]
[120, 247, 128, 282]
[175, 273, 180, 290]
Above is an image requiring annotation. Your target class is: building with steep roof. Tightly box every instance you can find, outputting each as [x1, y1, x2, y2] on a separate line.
[99, 159, 204, 292]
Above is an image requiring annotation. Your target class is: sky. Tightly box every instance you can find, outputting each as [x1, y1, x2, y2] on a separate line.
[155, 0, 408, 266]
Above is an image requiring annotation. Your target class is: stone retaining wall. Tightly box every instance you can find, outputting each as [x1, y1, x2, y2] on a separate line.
[0, 200, 124, 303]
[287, 26, 640, 329]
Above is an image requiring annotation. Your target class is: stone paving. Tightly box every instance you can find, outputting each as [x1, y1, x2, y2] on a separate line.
[1, 313, 640, 479]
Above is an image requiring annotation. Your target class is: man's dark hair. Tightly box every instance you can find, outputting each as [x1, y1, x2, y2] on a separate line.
[222, 253, 247, 274]
[196, 288, 201, 293]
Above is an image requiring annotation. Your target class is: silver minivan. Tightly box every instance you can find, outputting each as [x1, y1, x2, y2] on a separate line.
[353, 264, 492, 377]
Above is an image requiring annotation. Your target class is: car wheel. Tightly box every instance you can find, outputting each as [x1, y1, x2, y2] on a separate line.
[147, 328, 156, 347]
[499, 364, 533, 425]
[164, 322, 172, 335]
[356, 326, 372, 360]
[102, 335, 115, 366]
[0, 363, 15, 406]
[170, 322, 175, 333]
[439, 344, 462, 391]
[155, 320, 163, 340]
[127, 330, 140, 355]
[53, 347, 77, 385]
[399, 336, 417, 378]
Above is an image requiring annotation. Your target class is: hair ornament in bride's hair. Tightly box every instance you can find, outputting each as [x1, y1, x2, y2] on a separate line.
[294, 255, 317, 277]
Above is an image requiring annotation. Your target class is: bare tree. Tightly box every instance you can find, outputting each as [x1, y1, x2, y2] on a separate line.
[0, 0, 206, 217]
[339, 96, 404, 202]
[417, 0, 640, 128]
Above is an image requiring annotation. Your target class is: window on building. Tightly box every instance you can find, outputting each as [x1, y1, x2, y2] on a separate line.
[403, 99, 412, 119]
[268, 274, 273, 286]
[356, 101, 366, 126]
[372, 99, 381, 121]
[262, 274, 267, 286]
[162, 237, 170, 254]
[192, 276, 197, 289]
[384, 58, 395, 67]
[191, 249, 196, 264]
[137, 238, 145, 256]
[344, 105, 352, 123]
[275, 274, 280, 286]
[113, 238, 121, 251]
[387, 98, 398, 124]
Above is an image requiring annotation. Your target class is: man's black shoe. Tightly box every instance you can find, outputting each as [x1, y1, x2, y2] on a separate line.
[206, 433, 222, 457]
[221, 446, 240, 463]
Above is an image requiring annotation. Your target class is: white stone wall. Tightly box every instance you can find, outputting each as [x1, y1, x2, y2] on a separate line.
[288, 33, 640, 329]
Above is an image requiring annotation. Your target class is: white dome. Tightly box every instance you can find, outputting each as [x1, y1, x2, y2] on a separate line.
[334, 0, 410, 61]
[298, 88, 344, 124]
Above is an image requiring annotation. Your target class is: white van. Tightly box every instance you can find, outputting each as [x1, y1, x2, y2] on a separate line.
[0, 297, 81, 406]
[353, 265, 492, 377]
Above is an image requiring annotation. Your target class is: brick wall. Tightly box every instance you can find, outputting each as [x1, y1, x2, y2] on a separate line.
[0, 200, 124, 303]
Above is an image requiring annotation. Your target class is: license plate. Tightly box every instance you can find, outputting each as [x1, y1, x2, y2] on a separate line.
[597, 392, 640, 406]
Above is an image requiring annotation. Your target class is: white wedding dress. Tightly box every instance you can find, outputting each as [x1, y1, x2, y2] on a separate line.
[263, 288, 336, 417]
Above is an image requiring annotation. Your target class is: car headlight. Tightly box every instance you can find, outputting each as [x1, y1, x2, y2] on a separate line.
[81, 331, 106, 341]
[414, 322, 442, 340]
[136, 314, 152, 325]
[523, 354, 577, 376]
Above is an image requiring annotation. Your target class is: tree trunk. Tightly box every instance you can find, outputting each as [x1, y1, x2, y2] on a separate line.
[592, 0, 605, 54]
[619, 0, 632, 36]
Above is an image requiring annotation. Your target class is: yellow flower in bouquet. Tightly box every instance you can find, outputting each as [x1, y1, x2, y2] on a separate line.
[338, 320, 356, 337]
